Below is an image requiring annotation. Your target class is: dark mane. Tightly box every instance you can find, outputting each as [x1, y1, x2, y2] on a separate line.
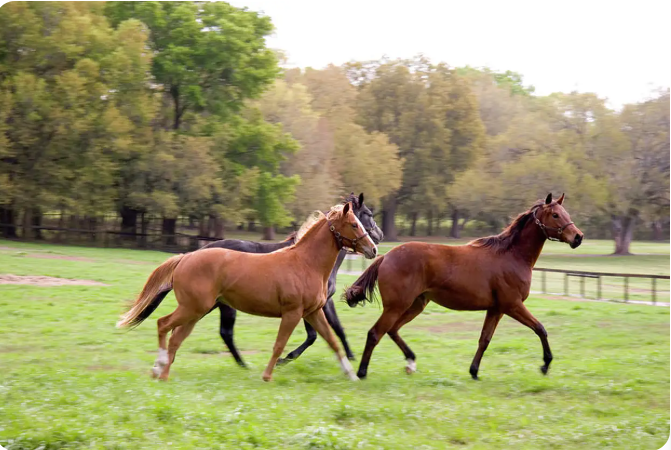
[468, 200, 545, 253]
[342, 192, 360, 209]
[282, 231, 297, 243]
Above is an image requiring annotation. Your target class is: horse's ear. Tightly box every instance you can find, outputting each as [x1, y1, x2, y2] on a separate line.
[358, 192, 364, 206]
[343, 202, 351, 215]
[545, 193, 553, 205]
[557, 193, 565, 205]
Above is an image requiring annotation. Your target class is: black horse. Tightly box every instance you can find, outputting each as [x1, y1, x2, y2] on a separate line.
[178, 193, 383, 367]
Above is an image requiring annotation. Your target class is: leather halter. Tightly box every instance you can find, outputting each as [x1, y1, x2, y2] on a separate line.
[327, 219, 370, 252]
[533, 209, 574, 242]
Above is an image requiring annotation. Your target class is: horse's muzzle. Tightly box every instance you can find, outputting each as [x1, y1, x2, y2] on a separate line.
[570, 234, 583, 249]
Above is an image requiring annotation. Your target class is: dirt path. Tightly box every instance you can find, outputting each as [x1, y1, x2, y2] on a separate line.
[0, 274, 109, 287]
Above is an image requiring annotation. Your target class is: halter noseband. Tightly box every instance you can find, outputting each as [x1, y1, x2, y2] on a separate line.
[533, 209, 574, 242]
[327, 219, 371, 252]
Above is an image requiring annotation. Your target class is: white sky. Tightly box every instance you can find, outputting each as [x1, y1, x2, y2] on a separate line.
[227, 0, 670, 109]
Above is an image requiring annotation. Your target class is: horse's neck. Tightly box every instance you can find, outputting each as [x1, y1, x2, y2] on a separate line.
[294, 220, 340, 273]
[515, 220, 547, 268]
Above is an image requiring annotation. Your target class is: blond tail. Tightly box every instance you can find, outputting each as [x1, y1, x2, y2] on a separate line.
[117, 254, 185, 328]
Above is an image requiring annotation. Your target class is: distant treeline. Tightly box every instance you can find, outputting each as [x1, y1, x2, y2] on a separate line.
[0, 2, 668, 254]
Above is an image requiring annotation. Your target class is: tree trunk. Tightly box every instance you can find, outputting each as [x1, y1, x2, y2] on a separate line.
[247, 220, 257, 232]
[0, 206, 17, 238]
[409, 212, 418, 236]
[651, 221, 663, 241]
[31, 208, 43, 240]
[198, 216, 208, 237]
[120, 206, 138, 241]
[263, 226, 275, 240]
[427, 210, 433, 236]
[213, 217, 224, 239]
[381, 194, 398, 241]
[162, 217, 177, 246]
[140, 212, 148, 248]
[612, 215, 636, 255]
[450, 209, 460, 238]
[22, 209, 31, 239]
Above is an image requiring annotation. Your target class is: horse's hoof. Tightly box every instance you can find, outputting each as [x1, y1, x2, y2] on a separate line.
[356, 371, 367, 380]
[262, 373, 272, 382]
[151, 366, 161, 379]
[276, 358, 290, 366]
[347, 355, 356, 361]
[540, 365, 549, 375]
[347, 372, 359, 381]
[405, 359, 417, 374]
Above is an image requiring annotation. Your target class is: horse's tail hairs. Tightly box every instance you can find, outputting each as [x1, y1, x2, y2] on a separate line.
[344, 256, 384, 307]
[116, 254, 185, 328]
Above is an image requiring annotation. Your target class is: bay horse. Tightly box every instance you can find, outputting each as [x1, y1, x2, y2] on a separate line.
[150, 193, 383, 367]
[345, 193, 583, 380]
[117, 202, 378, 381]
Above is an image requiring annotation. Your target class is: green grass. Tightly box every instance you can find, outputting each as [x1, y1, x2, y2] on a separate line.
[0, 239, 669, 449]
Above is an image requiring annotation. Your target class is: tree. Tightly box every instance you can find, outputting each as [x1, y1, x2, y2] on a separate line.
[353, 57, 483, 239]
[104, 1, 280, 240]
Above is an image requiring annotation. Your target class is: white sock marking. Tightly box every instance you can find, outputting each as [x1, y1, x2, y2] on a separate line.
[406, 359, 417, 374]
[339, 356, 359, 381]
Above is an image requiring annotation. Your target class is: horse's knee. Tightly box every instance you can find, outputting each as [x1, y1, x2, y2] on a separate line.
[366, 328, 381, 346]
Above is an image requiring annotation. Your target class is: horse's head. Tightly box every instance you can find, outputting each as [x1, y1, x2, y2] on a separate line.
[345, 192, 384, 244]
[534, 193, 584, 249]
[330, 201, 378, 259]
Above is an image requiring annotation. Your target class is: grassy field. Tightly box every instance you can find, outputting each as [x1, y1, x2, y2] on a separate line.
[0, 239, 669, 449]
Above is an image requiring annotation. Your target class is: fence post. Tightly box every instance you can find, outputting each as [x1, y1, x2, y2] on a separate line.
[564, 273, 568, 297]
[597, 276, 601, 300]
[624, 277, 629, 302]
[652, 278, 656, 304]
[580, 276, 585, 298]
[542, 271, 546, 294]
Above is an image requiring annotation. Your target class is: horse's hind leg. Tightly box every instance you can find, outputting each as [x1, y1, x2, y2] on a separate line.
[159, 319, 198, 380]
[387, 295, 429, 374]
[218, 304, 246, 368]
[154, 304, 202, 380]
[276, 320, 316, 366]
[304, 308, 357, 381]
[469, 308, 503, 380]
[262, 310, 302, 382]
[505, 302, 553, 375]
[357, 308, 404, 379]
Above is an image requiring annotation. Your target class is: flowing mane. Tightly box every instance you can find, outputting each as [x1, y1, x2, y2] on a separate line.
[294, 205, 346, 244]
[468, 200, 545, 253]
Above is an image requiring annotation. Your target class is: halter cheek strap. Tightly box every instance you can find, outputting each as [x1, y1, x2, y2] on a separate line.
[327, 219, 370, 252]
[533, 209, 574, 242]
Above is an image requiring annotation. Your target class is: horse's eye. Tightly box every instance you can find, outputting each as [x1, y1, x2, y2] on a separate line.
[352, 223, 358, 228]
[552, 213, 559, 219]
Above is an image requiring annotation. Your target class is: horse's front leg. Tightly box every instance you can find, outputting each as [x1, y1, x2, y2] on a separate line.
[276, 320, 317, 365]
[505, 302, 553, 375]
[323, 298, 355, 360]
[262, 310, 302, 382]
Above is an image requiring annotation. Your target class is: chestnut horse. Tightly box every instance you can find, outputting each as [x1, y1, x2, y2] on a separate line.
[345, 193, 583, 380]
[118, 202, 377, 381]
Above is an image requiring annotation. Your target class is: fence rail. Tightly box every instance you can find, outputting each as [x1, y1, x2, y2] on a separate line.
[341, 255, 670, 305]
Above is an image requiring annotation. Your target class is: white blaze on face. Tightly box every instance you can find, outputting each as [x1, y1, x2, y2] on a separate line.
[353, 213, 377, 254]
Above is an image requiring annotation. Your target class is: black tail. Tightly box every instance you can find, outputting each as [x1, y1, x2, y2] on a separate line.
[344, 256, 384, 307]
[128, 289, 171, 329]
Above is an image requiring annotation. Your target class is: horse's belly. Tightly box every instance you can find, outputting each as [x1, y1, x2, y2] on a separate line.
[428, 288, 494, 311]
[220, 294, 283, 318]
